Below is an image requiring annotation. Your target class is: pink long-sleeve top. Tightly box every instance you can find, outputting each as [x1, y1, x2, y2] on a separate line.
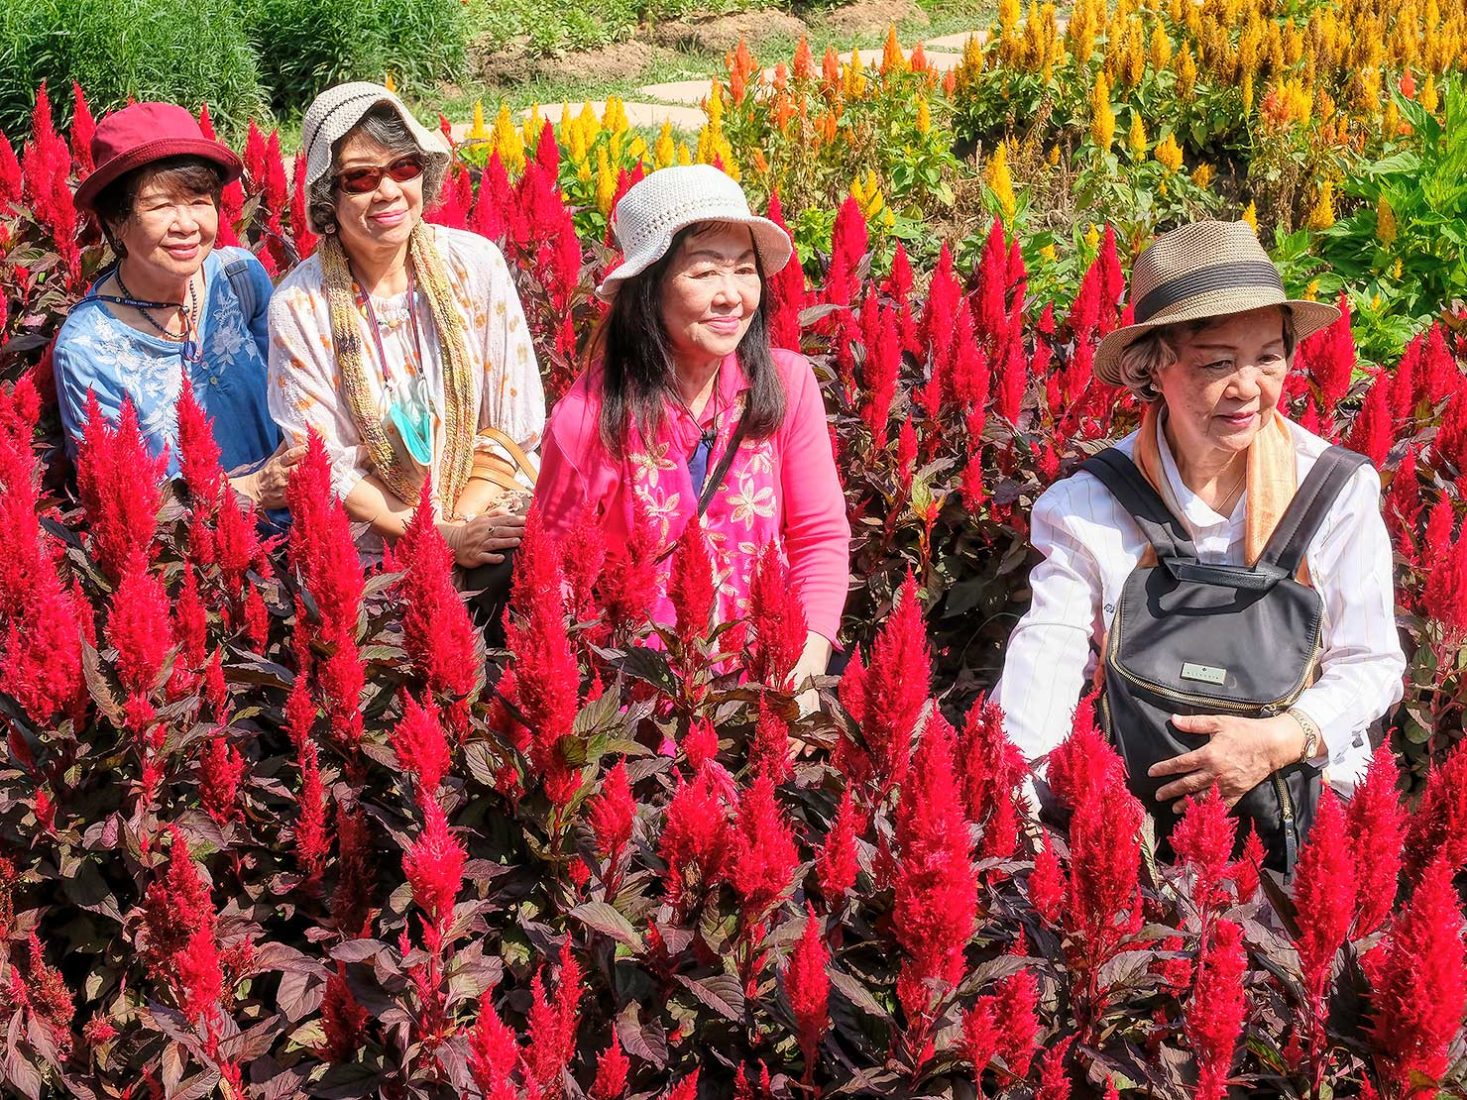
[535, 347, 851, 641]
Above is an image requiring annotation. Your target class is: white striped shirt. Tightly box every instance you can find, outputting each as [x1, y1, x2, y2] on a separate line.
[993, 415, 1405, 795]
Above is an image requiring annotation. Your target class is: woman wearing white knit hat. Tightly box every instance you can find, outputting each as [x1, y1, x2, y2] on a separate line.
[266, 82, 545, 601]
[536, 164, 851, 694]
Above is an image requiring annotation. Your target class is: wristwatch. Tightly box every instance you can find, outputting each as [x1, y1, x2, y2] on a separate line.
[1288, 708, 1321, 765]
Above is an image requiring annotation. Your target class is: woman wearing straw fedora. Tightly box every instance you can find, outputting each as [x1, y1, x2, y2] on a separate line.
[267, 83, 545, 589]
[55, 101, 299, 506]
[994, 220, 1404, 871]
[535, 164, 850, 692]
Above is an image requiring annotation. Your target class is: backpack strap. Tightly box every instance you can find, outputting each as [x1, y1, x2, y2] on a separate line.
[221, 253, 258, 322]
[1080, 447, 1199, 562]
[1256, 446, 1371, 578]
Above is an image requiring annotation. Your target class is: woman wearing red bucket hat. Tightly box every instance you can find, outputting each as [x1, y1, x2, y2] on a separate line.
[54, 101, 303, 509]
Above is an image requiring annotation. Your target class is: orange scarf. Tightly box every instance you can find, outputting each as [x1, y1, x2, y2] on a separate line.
[1132, 403, 1309, 581]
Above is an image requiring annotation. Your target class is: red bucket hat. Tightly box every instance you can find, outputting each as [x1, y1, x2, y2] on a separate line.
[74, 101, 244, 212]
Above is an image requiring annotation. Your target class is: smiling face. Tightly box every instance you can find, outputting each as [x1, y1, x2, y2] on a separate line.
[658, 222, 763, 372]
[112, 171, 219, 281]
[1152, 305, 1292, 467]
[331, 129, 425, 259]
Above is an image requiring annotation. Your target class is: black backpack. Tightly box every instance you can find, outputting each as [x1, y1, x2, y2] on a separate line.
[1080, 444, 1370, 874]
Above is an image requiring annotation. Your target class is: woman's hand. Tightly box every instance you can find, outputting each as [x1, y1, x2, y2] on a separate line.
[437, 509, 526, 569]
[1148, 713, 1308, 809]
[231, 441, 308, 510]
[790, 633, 833, 719]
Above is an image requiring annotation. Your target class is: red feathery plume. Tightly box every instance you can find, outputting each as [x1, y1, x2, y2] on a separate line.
[956, 694, 1027, 861]
[666, 1069, 700, 1100]
[749, 695, 792, 782]
[296, 738, 331, 889]
[748, 542, 809, 689]
[1036, 1035, 1075, 1100]
[1186, 919, 1248, 1100]
[107, 548, 173, 704]
[76, 395, 163, 579]
[963, 998, 997, 1077]
[1384, 448, 1422, 567]
[397, 480, 481, 709]
[596, 498, 660, 638]
[1422, 501, 1467, 639]
[816, 786, 860, 902]
[659, 763, 733, 909]
[1228, 824, 1265, 905]
[764, 190, 805, 351]
[993, 968, 1040, 1077]
[319, 962, 369, 1062]
[21, 84, 80, 284]
[175, 377, 223, 505]
[728, 773, 800, 920]
[1171, 785, 1237, 914]
[591, 1035, 630, 1099]
[845, 571, 929, 795]
[403, 798, 466, 937]
[860, 295, 902, 447]
[668, 516, 716, 647]
[893, 713, 977, 1049]
[588, 759, 636, 875]
[1297, 295, 1355, 415]
[895, 417, 918, 487]
[560, 504, 608, 623]
[786, 903, 831, 1076]
[824, 196, 867, 308]
[1347, 371, 1393, 468]
[472, 152, 511, 242]
[290, 160, 318, 259]
[949, 307, 990, 410]
[526, 942, 582, 1095]
[199, 735, 246, 826]
[393, 692, 452, 802]
[919, 243, 960, 417]
[1029, 830, 1066, 923]
[1403, 737, 1467, 877]
[1347, 743, 1405, 937]
[0, 133, 21, 207]
[974, 218, 1009, 348]
[141, 827, 222, 1024]
[1364, 858, 1467, 1098]
[1292, 786, 1357, 1015]
[69, 83, 96, 177]
[469, 993, 520, 1100]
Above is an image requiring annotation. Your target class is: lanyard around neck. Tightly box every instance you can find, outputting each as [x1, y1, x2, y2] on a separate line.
[355, 264, 426, 385]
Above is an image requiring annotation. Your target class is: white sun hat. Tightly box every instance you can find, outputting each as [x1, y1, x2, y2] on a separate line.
[596, 164, 794, 300]
[299, 81, 451, 232]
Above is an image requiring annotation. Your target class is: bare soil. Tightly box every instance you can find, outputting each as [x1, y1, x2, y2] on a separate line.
[475, 39, 665, 89]
[649, 10, 810, 53]
[817, 0, 928, 36]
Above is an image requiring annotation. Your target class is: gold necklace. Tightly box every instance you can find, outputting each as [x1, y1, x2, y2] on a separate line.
[1212, 461, 1247, 515]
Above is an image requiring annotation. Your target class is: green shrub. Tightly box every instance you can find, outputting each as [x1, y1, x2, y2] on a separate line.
[244, 0, 469, 116]
[0, 0, 265, 140]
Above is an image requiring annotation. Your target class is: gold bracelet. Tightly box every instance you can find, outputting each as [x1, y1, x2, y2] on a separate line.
[1287, 708, 1322, 765]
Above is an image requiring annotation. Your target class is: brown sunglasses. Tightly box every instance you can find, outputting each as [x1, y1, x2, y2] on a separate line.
[334, 154, 425, 195]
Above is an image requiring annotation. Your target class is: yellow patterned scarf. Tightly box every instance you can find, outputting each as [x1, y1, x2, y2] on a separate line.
[320, 223, 476, 512]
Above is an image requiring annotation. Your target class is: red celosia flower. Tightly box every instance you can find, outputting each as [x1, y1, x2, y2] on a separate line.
[1403, 736, 1467, 878]
[893, 713, 977, 1046]
[1422, 500, 1467, 640]
[19, 932, 73, 1053]
[1384, 447, 1422, 567]
[175, 376, 222, 505]
[1171, 785, 1237, 914]
[764, 191, 805, 351]
[560, 503, 608, 623]
[398, 481, 481, 710]
[786, 902, 831, 1076]
[1292, 786, 1357, 1015]
[290, 160, 318, 258]
[1296, 295, 1355, 414]
[107, 548, 173, 703]
[0, 133, 21, 207]
[749, 695, 792, 782]
[403, 798, 466, 936]
[957, 695, 1027, 861]
[1347, 371, 1393, 468]
[668, 516, 716, 647]
[142, 827, 220, 1021]
[1346, 743, 1405, 937]
[816, 786, 860, 902]
[469, 992, 521, 1100]
[992, 968, 1040, 1076]
[82, 1013, 117, 1046]
[728, 773, 800, 920]
[319, 962, 368, 1062]
[286, 433, 365, 635]
[596, 498, 660, 639]
[525, 942, 582, 1095]
[683, 716, 719, 770]
[846, 571, 930, 796]
[1029, 830, 1066, 923]
[963, 997, 997, 1076]
[860, 295, 902, 447]
[659, 763, 733, 909]
[76, 395, 163, 579]
[174, 567, 208, 670]
[1185, 919, 1248, 1100]
[1035, 1034, 1075, 1099]
[824, 196, 867, 308]
[198, 735, 246, 826]
[296, 737, 331, 889]
[392, 692, 452, 802]
[1364, 857, 1467, 1099]
[591, 1034, 630, 1099]
[747, 542, 807, 689]
[1151, 934, 1193, 993]
[665, 1069, 699, 1100]
[1228, 824, 1265, 905]
[589, 759, 636, 871]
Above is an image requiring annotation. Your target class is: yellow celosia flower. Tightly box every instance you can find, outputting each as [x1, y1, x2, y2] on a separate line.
[467, 100, 490, 143]
[1039, 243, 1058, 262]
[1241, 73, 1254, 114]
[1304, 278, 1320, 301]
[1421, 74, 1440, 113]
[986, 141, 1017, 223]
[595, 147, 616, 216]
[1047, 143, 1061, 166]
[384, 72, 397, 93]
[916, 96, 930, 135]
[654, 121, 676, 169]
[1084, 222, 1100, 250]
[676, 142, 692, 166]
[1391, 258, 1403, 280]
[578, 102, 601, 143]
[1154, 132, 1183, 173]
[1090, 72, 1116, 152]
[1149, 24, 1173, 71]
[1377, 195, 1398, 246]
[1306, 180, 1336, 230]
[1383, 100, 1401, 139]
[881, 25, 907, 74]
[844, 51, 868, 98]
[705, 81, 724, 129]
[1176, 46, 1197, 99]
[521, 105, 543, 151]
[1241, 202, 1258, 232]
[492, 104, 525, 175]
[1191, 163, 1214, 189]
[851, 170, 886, 219]
[603, 97, 628, 134]
[1128, 112, 1148, 158]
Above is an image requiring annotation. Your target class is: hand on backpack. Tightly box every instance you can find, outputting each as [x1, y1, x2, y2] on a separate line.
[1148, 713, 1306, 809]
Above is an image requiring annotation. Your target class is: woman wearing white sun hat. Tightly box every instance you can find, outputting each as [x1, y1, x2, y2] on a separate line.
[535, 164, 851, 687]
[267, 81, 545, 586]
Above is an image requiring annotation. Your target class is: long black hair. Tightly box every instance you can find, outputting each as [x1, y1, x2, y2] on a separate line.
[592, 222, 786, 456]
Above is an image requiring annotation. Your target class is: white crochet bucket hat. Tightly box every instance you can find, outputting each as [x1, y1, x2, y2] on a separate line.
[299, 82, 451, 232]
[597, 164, 794, 301]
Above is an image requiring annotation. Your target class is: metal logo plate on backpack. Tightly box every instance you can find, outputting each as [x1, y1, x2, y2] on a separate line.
[1180, 662, 1227, 686]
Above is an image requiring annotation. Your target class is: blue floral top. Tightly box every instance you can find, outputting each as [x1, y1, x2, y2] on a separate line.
[53, 246, 281, 476]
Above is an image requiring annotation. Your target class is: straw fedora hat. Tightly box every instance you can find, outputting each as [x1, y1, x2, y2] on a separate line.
[596, 164, 793, 301]
[1093, 220, 1339, 386]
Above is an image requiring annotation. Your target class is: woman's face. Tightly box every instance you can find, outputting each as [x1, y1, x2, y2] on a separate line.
[1153, 306, 1291, 465]
[116, 177, 218, 280]
[658, 223, 762, 371]
[331, 130, 424, 258]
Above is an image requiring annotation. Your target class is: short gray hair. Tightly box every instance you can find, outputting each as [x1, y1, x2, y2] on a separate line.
[308, 104, 448, 234]
[1116, 307, 1298, 403]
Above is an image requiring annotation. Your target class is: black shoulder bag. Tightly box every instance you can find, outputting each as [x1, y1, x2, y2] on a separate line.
[1080, 445, 1369, 873]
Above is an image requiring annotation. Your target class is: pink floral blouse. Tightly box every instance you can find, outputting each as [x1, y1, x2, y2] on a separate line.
[535, 348, 850, 641]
